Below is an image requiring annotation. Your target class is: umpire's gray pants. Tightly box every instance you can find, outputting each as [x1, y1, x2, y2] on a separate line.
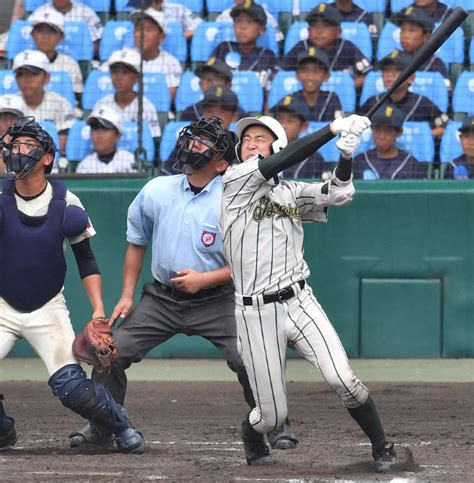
[92, 281, 255, 408]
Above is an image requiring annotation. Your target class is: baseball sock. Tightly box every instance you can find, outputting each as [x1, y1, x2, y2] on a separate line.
[347, 395, 387, 448]
[243, 414, 262, 439]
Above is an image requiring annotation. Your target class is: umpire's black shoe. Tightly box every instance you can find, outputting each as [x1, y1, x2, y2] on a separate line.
[0, 418, 17, 449]
[373, 441, 397, 472]
[267, 418, 299, 450]
[241, 420, 272, 466]
[69, 421, 115, 448]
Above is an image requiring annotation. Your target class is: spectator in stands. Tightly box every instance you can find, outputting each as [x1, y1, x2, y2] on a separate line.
[269, 94, 327, 180]
[279, 3, 372, 89]
[216, 0, 284, 42]
[29, 9, 83, 105]
[328, 0, 378, 37]
[180, 57, 247, 121]
[391, 6, 449, 86]
[358, 50, 449, 139]
[30, 0, 103, 57]
[75, 107, 136, 174]
[288, 48, 344, 122]
[211, 1, 276, 89]
[0, 94, 24, 176]
[444, 116, 474, 180]
[408, 0, 452, 23]
[130, 8, 182, 102]
[145, 0, 203, 39]
[93, 48, 161, 155]
[353, 104, 425, 179]
[13, 50, 75, 153]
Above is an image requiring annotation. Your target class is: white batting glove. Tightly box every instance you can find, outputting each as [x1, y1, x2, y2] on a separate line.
[336, 132, 361, 159]
[330, 115, 371, 136]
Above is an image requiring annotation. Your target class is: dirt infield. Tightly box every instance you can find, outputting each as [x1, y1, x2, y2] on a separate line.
[0, 381, 472, 482]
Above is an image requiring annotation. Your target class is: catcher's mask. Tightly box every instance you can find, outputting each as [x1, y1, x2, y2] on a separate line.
[1, 116, 56, 180]
[173, 116, 232, 174]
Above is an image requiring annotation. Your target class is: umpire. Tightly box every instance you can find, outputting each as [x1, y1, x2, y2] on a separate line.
[70, 117, 255, 448]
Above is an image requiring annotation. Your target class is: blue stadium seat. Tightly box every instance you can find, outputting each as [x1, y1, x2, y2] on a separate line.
[25, 0, 111, 11]
[23, 0, 45, 12]
[40, 120, 60, 160]
[359, 70, 385, 106]
[452, 71, 474, 115]
[99, 20, 134, 62]
[46, 71, 75, 108]
[284, 21, 308, 55]
[397, 121, 434, 162]
[376, 22, 400, 61]
[299, 0, 321, 13]
[0, 70, 20, 95]
[6, 21, 34, 59]
[162, 22, 188, 63]
[175, 71, 203, 113]
[356, 0, 386, 13]
[141, 72, 171, 113]
[120, 121, 155, 163]
[58, 22, 94, 61]
[114, 0, 133, 13]
[260, 0, 293, 15]
[159, 121, 188, 162]
[440, 121, 463, 164]
[470, 36, 474, 65]
[82, 70, 114, 110]
[231, 71, 264, 114]
[217, 22, 279, 56]
[306, 122, 340, 162]
[267, 71, 302, 109]
[207, 0, 233, 12]
[191, 21, 221, 63]
[340, 21, 372, 61]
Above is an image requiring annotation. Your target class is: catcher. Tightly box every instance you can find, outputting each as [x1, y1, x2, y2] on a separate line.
[0, 117, 144, 453]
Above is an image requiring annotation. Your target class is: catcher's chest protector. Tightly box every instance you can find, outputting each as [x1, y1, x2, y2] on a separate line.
[0, 179, 84, 312]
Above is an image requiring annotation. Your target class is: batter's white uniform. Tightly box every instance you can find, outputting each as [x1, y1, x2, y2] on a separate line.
[220, 157, 369, 434]
[0, 183, 95, 376]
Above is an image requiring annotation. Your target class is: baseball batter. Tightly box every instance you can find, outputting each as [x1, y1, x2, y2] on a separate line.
[220, 114, 396, 470]
[0, 117, 144, 453]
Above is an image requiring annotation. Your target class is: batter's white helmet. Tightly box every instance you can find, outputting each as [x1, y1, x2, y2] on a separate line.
[234, 115, 288, 162]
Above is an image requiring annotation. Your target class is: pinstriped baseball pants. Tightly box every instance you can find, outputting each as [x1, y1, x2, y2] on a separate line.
[235, 285, 370, 434]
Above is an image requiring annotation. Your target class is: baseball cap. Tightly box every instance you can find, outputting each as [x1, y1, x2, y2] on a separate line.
[296, 47, 330, 70]
[30, 9, 65, 34]
[13, 50, 51, 74]
[391, 6, 434, 33]
[306, 3, 341, 27]
[458, 116, 474, 133]
[130, 7, 165, 31]
[87, 106, 122, 133]
[195, 57, 233, 82]
[0, 94, 24, 117]
[108, 48, 141, 73]
[379, 49, 413, 70]
[200, 85, 238, 112]
[270, 95, 311, 122]
[371, 104, 404, 131]
[230, 1, 267, 26]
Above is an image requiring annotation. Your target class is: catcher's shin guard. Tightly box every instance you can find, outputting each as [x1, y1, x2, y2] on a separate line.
[0, 394, 17, 449]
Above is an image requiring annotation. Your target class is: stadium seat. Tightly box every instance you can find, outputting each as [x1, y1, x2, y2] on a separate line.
[6, 21, 34, 59]
[175, 71, 203, 113]
[24, 0, 111, 11]
[0, 70, 20, 95]
[470, 36, 474, 67]
[207, 0, 234, 14]
[162, 22, 188, 64]
[267, 71, 302, 109]
[359, 70, 385, 106]
[397, 121, 434, 162]
[114, 0, 134, 14]
[260, 0, 293, 16]
[82, 70, 114, 110]
[141, 72, 172, 129]
[40, 120, 60, 161]
[159, 121, 188, 162]
[440, 121, 463, 164]
[356, 0, 386, 13]
[305, 122, 340, 163]
[452, 71, 474, 116]
[284, 21, 308, 55]
[99, 20, 134, 62]
[376, 22, 400, 61]
[23, 0, 45, 12]
[191, 22, 221, 64]
[231, 71, 264, 114]
[46, 71, 75, 108]
[217, 22, 279, 56]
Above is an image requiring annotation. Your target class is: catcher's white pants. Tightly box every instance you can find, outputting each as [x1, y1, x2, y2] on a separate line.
[235, 285, 369, 434]
[0, 291, 78, 376]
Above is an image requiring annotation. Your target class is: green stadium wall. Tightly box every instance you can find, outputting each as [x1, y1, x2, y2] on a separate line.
[8, 179, 474, 359]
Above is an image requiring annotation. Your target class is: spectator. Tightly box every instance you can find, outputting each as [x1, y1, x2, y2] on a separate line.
[13, 50, 75, 153]
[30, 0, 103, 57]
[180, 57, 247, 121]
[29, 9, 83, 103]
[130, 8, 182, 102]
[211, 1, 276, 89]
[216, 0, 284, 42]
[270, 94, 327, 179]
[443, 116, 474, 180]
[0, 94, 24, 176]
[407, 0, 452, 23]
[391, 6, 449, 87]
[358, 49, 449, 139]
[93, 48, 161, 155]
[279, 3, 372, 89]
[353, 104, 425, 179]
[328, 0, 378, 37]
[75, 107, 136, 174]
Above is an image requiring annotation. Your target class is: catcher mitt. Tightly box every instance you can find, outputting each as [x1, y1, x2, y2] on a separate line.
[72, 317, 117, 372]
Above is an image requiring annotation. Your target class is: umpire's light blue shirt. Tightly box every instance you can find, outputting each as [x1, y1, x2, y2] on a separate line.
[127, 174, 225, 286]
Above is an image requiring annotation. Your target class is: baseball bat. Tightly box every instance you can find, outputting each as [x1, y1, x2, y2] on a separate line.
[366, 6, 468, 119]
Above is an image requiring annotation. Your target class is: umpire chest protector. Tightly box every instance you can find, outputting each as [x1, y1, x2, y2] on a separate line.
[0, 178, 89, 313]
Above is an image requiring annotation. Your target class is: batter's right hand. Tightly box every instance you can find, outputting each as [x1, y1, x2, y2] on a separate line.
[109, 297, 134, 326]
[330, 115, 371, 136]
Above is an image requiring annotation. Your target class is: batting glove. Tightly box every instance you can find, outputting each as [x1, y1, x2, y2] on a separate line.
[336, 132, 361, 159]
[330, 115, 371, 136]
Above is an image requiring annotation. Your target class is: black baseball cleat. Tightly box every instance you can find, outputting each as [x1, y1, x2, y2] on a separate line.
[0, 423, 17, 449]
[241, 420, 272, 466]
[69, 421, 115, 449]
[373, 441, 397, 472]
[267, 419, 299, 450]
[115, 427, 145, 455]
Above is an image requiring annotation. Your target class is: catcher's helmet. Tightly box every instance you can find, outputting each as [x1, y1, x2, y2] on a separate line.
[235, 115, 288, 162]
[2, 116, 56, 179]
[173, 116, 236, 173]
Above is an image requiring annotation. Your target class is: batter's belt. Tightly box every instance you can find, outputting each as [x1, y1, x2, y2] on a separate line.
[242, 280, 305, 306]
[154, 280, 233, 300]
